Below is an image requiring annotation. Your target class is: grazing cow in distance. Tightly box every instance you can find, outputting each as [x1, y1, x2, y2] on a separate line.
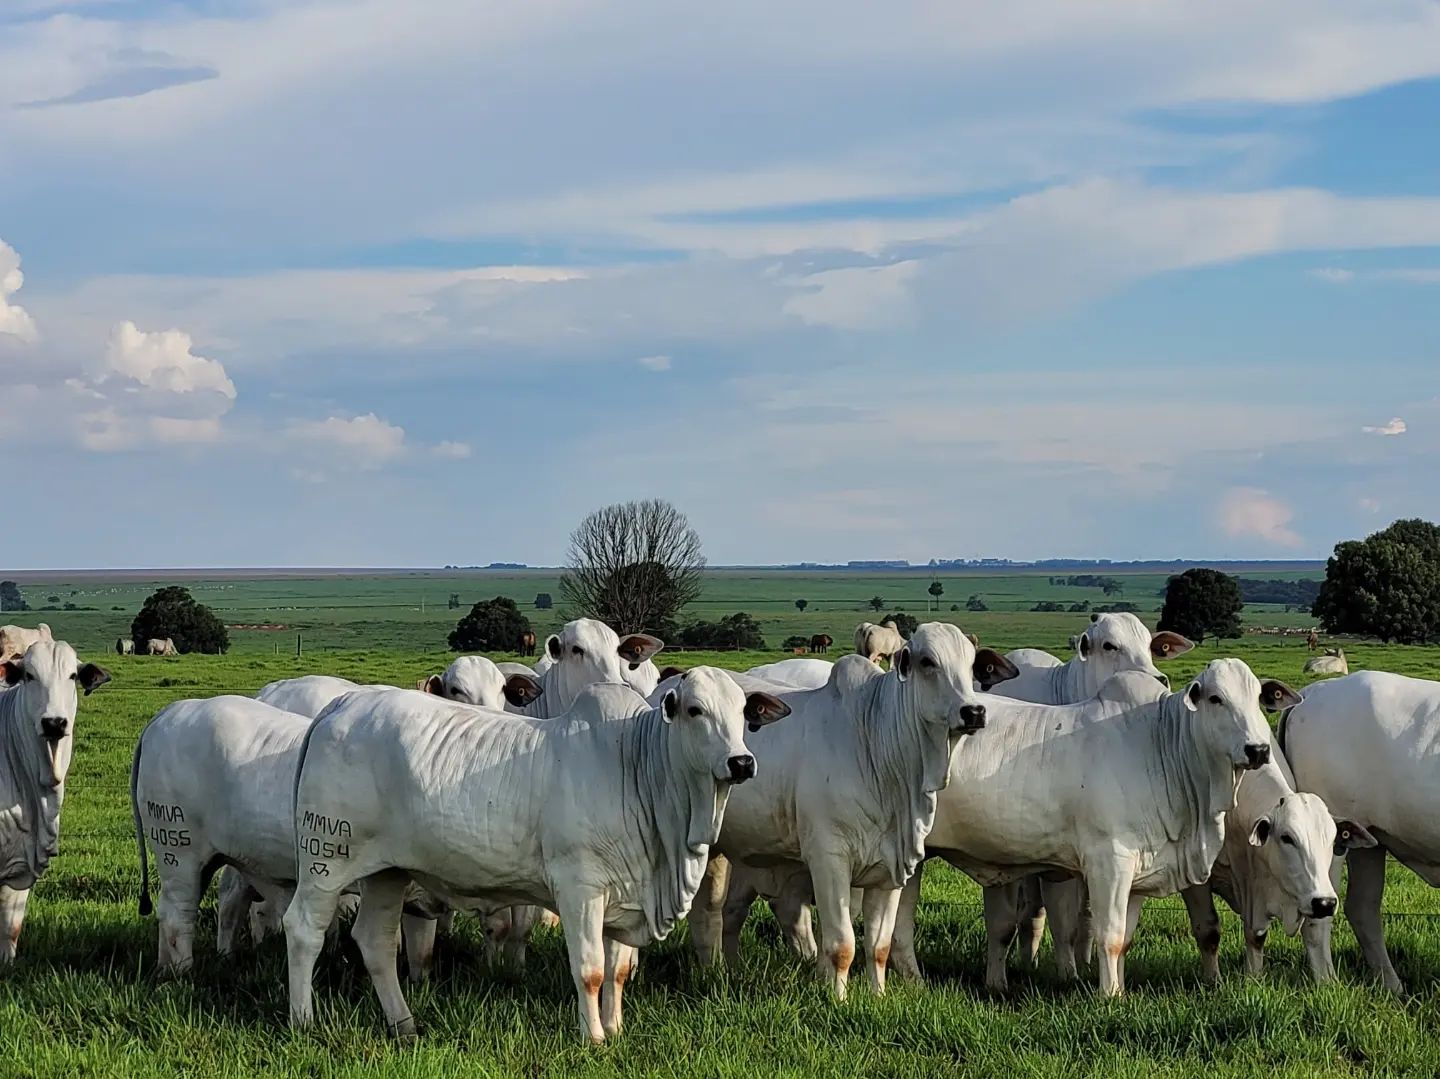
[283, 670, 787, 1043]
[146, 638, 178, 657]
[116, 638, 135, 656]
[1, 640, 110, 963]
[1306, 630, 1320, 652]
[853, 621, 905, 666]
[520, 631, 537, 657]
[1303, 648, 1348, 677]
[809, 634, 833, 654]
[0, 623, 52, 662]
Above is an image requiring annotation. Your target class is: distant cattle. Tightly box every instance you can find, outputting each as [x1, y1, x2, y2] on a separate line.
[853, 621, 905, 666]
[809, 634, 833, 654]
[145, 638, 178, 657]
[520, 631, 537, 657]
[1306, 630, 1320, 652]
[0, 623, 52, 662]
[116, 638, 135, 656]
[1304, 648, 1348, 677]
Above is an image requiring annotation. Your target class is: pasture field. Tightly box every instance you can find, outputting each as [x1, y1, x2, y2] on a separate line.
[6, 570, 1440, 1076]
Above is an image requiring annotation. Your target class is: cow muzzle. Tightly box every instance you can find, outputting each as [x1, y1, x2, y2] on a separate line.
[1309, 896, 1338, 919]
[957, 704, 986, 733]
[726, 754, 757, 783]
[40, 716, 69, 741]
[1243, 742, 1270, 770]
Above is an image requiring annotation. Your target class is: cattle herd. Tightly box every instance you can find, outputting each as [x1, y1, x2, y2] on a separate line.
[2, 612, 1440, 1043]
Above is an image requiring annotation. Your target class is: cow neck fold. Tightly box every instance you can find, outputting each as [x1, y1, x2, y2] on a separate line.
[0, 690, 62, 889]
[616, 705, 725, 942]
[848, 671, 951, 890]
[1147, 692, 1241, 889]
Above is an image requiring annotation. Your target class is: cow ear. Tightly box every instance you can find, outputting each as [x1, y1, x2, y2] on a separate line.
[3, 660, 22, 687]
[77, 663, 111, 696]
[546, 635, 562, 661]
[502, 673, 543, 707]
[1333, 820, 1378, 855]
[1259, 680, 1302, 712]
[617, 634, 664, 665]
[1077, 633, 1092, 661]
[974, 649, 1019, 690]
[661, 689, 679, 723]
[1184, 681, 1202, 712]
[421, 675, 446, 697]
[1248, 817, 1272, 847]
[744, 692, 790, 732]
[894, 646, 913, 681]
[659, 665, 684, 682]
[1150, 631, 1194, 660]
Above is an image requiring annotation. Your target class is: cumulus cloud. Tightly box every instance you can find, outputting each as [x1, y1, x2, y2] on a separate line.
[288, 413, 408, 468]
[0, 240, 38, 343]
[1362, 417, 1407, 436]
[637, 354, 672, 371]
[432, 440, 472, 459]
[99, 320, 236, 398]
[1218, 487, 1302, 548]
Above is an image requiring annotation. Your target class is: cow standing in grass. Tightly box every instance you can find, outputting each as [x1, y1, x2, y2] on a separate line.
[1, 641, 110, 962]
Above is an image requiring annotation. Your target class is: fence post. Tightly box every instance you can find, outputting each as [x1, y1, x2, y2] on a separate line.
[296, 632, 302, 658]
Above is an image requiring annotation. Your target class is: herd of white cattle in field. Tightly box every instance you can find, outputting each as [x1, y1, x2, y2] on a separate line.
[4, 612, 1440, 1041]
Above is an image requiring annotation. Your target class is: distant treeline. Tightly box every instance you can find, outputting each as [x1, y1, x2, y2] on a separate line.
[1236, 578, 1322, 607]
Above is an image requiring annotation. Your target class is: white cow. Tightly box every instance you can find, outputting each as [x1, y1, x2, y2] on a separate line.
[853, 621, 905, 665]
[1278, 671, 1434, 993]
[116, 638, 135, 656]
[0, 623, 52, 662]
[1303, 648, 1348, 677]
[997, 613, 1193, 704]
[745, 657, 833, 689]
[416, 656, 545, 710]
[257, 675, 374, 718]
[890, 662, 1292, 996]
[1, 641, 110, 962]
[690, 624, 1017, 999]
[283, 670, 788, 1043]
[146, 638, 178, 657]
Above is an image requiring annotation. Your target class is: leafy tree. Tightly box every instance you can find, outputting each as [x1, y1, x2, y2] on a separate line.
[534, 592, 554, 610]
[868, 596, 885, 612]
[885, 612, 919, 638]
[782, 634, 810, 651]
[448, 596, 534, 652]
[965, 595, 988, 612]
[1068, 601, 1090, 613]
[795, 599, 808, 612]
[1102, 581, 1123, 597]
[1031, 601, 1065, 613]
[927, 580, 944, 610]
[1313, 519, 1440, 643]
[0, 581, 26, 612]
[950, 603, 961, 611]
[1094, 601, 1140, 614]
[130, 586, 230, 654]
[559, 499, 704, 634]
[1159, 569, 1243, 644]
[677, 612, 767, 650]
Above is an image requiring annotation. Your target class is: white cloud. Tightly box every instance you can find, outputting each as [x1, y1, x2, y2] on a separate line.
[288, 413, 408, 468]
[99, 320, 236, 397]
[1359, 496, 1381, 514]
[783, 261, 919, 330]
[0, 240, 38, 342]
[432, 439, 472, 459]
[1308, 267, 1354, 283]
[1218, 487, 1303, 548]
[1362, 417, 1407, 436]
[637, 354, 671, 371]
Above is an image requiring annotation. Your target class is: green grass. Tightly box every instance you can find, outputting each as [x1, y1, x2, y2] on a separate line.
[5, 572, 1440, 1075]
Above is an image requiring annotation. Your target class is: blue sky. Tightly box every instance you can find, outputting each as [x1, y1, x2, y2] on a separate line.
[1, 1, 1438, 568]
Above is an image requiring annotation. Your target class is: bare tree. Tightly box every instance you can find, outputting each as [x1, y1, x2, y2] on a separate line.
[559, 499, 706, 635]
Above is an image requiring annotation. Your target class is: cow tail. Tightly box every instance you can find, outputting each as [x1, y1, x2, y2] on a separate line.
[130, 735, 152, 917]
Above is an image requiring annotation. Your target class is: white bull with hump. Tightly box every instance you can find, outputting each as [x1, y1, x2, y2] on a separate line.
[283, 670, 788, 1043]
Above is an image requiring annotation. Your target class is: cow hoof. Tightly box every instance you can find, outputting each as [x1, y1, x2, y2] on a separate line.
[390, 1017, 419, 1041]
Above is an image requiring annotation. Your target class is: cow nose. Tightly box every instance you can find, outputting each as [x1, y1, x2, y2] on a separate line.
[959, 704, 986, 731]
[1310, 896, 1337, 919]
[1244, 743, 1270, 769]
[40, 716, 68, 740]
[726, 754, 757, 783]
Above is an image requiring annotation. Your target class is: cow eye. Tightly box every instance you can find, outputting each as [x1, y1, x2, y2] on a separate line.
[1208, 695, 1222, 705]
[571, 647, 583, 656]
[1280, 834, 1295, 846]
[687, 706, 702, 718]
[1102, 642, 1116, 652]
[919, 657, 937, 670]
[69, 672, 78, 681]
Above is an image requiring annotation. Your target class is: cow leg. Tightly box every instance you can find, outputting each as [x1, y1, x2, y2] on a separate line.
[720, 872, 759, 964]
[808, 858, 856, 1000]
[1086, 859, 1136, 997]
[1179, 884, 1221, 985]
[889, 865, 923, 982]
[600, 938, 637, 1039]
[1117, 893, 1143, 987]
[216, 869, 248, 956]
[861, 886, 901, 994]
[556, 889, 608, 1044]
[1243, 923, 1267, 977]
[155, 859, 205, 975]
[774, 873, 818, 963]
[688, 855, 729, 967]
[401, 914, 438, 983]
[284, 880, 346, 1028]
[353, 871, 415, 1038]
[981, 882, 1022, 992]
[1074, 881, 1094, 970]
[0, 885, 31, 964]
[1041, 877, 1083, 983]
[1301, 916, 1337, 983]
[1015, 876, 1046, 968]
[1344, 845, 1402, 994]
[504, 905, 543, 970]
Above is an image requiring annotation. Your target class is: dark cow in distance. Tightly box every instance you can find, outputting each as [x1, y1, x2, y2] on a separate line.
[519, 631, 537, 657]
[808, 634, 833, 654]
